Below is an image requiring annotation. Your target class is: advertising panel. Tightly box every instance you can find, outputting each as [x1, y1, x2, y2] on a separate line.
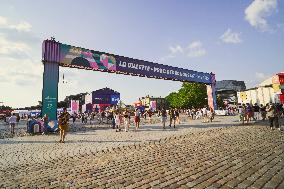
[207, 85, 214, 110]
[71, 100, 79, 113]
[85, 93, 92, 104]
[110, 95, 120, 104]
[92, 95, 109, 104]
[42, 40, 212, 84]
[150, 101, 157, 111]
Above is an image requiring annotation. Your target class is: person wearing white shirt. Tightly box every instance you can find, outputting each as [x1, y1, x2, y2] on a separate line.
[8, 114, 17, 135]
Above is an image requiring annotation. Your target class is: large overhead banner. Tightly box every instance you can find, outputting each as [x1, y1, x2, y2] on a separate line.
[42, 40, 212, 84]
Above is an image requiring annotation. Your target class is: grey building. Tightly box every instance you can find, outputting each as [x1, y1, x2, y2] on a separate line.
[216, 80, 246, 104]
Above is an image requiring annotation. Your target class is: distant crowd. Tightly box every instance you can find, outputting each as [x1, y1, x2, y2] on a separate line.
[238, 103, 283, 130]
[3, 102, 283, 142]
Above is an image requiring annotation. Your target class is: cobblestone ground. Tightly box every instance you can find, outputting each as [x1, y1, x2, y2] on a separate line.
[0, 116, 284, 188]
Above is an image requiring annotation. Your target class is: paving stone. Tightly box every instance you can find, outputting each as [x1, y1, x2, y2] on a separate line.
[0, 117, 284, 189]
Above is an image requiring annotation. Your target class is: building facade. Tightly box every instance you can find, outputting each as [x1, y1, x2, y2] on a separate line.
[83, 87, 120, 112]
[139, 95, 166, 110]
[215, 80, 246, 104]
[237, 73, 284, 105]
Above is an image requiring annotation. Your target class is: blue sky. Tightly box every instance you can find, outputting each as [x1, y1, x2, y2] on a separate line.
[0, 0, 283, 108]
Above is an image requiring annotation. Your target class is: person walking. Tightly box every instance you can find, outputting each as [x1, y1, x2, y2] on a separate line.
[260, 104, 266, 121]
[16, 114, 20, 126]
[202, 106, 209, 123]
[245, 103, 253, 123]
[100, 111, 106, 124]
[8, 114, 17, 136]
[239, 104, 246, 125]
[148, 109, 153, 124]
[72, 113, 76, 124]
[253, 103, 260, 121]
[108, 111, 115, 129]
[161, 108, 167, 129]
[208, 108, 214, 122]
[134, 108, 141, 130]
[175, 108, 180, 124]
[266, 103, 278, 130]
[58, 107, 70, 143]
[275, 103, 283, 131]
[81, 113, 84, 124]
[123, 110, 130, 132]
[115, 111, 121, 132]
[42, 114, 49, 135]
[169, 108, 176, 128]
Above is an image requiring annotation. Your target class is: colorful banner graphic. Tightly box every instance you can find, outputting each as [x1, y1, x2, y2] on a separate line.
[110, 95, 120, 104]
[42, 40, 212, 84]
[207, 85, 214, 110]
[150, 101, 157, 111]
[71, 100, 79, 113]
[272, 75, 280, 84]
[60, 44, 116, 71]
[85, 93, 92, 104]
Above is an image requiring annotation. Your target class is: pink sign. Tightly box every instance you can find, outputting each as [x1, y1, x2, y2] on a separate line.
[207, 85, 214, 110]
[71, 100, 79, 113]
[150, 101, 157, 110]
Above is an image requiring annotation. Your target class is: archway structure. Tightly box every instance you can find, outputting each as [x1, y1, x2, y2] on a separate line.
[42, 39, 217, 124]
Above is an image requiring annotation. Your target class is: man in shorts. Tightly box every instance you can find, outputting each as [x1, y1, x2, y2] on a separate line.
[8, 113, 17, 136]
[58, 108, 70, 143]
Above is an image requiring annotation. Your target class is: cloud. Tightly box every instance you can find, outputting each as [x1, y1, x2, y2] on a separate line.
[255, 72, 270, 80]
[0, 16, 8, 26]
[0, 15, 42, 87]
[169, 45, 184, 54]
[159, 41, 206, 62]
[0, 16, 32, 32]
[0, 16, 40, 60]
[220, 28, 242, 44]
[0, 34, 31, 56]
[9, 21, 32, 32]
[159, 54, 175, 62]
[245, 0, 278, 31]
[187, 41, 206, 58]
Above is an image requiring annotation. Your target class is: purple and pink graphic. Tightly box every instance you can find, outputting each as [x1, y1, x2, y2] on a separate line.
[71, 100, 79, 113]
[60, 44, 116, 71]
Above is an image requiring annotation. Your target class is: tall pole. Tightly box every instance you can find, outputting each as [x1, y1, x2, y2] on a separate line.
[41, 61, 59, 121]
[41, 39, 61, 123]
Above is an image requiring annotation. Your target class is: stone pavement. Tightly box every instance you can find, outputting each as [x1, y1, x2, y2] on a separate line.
[0, 116, 284, 188]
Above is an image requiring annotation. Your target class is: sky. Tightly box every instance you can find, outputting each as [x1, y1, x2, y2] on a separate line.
[0, 0, 283, 108]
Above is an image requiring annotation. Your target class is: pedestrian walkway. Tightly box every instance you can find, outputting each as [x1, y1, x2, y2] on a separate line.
[0, 116, 284, 188]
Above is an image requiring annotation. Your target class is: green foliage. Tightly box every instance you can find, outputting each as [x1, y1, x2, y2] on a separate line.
[0, 105, 12, 110]
[165, 82, 208, 108]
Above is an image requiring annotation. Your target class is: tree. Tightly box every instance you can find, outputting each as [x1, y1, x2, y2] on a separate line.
[165, 82, 208, 108]
[165, 92, 180, 108]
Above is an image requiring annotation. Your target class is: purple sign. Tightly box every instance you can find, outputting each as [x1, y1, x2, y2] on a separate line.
[42, 40, 212, 84]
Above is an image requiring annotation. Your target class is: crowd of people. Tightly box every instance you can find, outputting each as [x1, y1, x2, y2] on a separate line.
[3, 103, 283, 142]
[238, 103, 283, 130]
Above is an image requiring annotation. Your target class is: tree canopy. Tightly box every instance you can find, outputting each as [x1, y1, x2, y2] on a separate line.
[165, 82, 208, 108]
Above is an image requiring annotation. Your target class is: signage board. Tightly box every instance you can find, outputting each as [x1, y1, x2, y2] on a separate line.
[42, 40, 212, 84]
